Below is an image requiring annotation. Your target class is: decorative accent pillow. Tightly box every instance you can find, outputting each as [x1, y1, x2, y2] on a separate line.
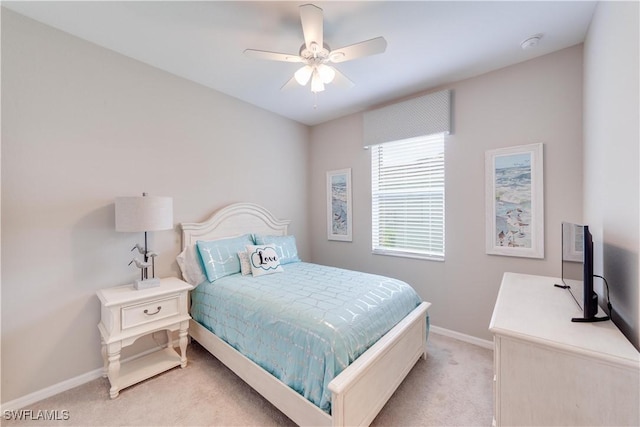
[238, 250, 252, 276]
[246, 244, 284, 277]
[253, 234, 301, 265]
[176, 244, 207, 286]
[196, 234, 254, 282]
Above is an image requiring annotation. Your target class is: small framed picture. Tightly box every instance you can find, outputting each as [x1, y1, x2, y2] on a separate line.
[327, 168, 352, 241]
[485, 143, 544, 258]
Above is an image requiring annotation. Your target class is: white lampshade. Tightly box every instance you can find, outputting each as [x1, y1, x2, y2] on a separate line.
[294, 65, 313, 86]
[317, 64, 336, 84]
[115, 194, 173, 232]
[311, 69, 325, 93]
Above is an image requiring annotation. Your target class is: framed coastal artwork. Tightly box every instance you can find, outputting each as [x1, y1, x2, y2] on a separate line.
[327, 168, 352, 241]
[485, 143, 544, 258]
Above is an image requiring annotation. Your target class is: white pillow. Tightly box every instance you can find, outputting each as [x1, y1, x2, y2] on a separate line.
[176, 244, 207, 286]
[238, 250, 252, 276]
[246, 244, 283, 277]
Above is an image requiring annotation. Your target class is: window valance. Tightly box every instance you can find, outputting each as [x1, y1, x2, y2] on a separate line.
[363, 89, 451, 148]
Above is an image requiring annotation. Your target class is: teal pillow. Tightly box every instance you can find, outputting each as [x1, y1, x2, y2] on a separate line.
[196, 234, 254, 282]
[253, 234, 301, 265]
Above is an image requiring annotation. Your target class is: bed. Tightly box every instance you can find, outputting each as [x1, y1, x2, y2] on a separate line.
[179, 202, 431, 426]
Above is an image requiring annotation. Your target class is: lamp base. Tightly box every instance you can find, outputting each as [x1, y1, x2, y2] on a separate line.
[134, 278, 161, 290]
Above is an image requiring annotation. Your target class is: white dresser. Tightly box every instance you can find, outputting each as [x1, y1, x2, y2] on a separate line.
[489, 272, 639, 426]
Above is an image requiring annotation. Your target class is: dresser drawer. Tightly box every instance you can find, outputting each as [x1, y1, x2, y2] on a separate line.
[121, 295, 180, 330]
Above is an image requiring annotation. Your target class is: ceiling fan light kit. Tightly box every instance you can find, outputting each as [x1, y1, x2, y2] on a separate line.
[244, 3, 387, 94]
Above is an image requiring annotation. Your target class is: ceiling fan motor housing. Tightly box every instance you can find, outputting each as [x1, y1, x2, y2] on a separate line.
[299, 42, 331, 62]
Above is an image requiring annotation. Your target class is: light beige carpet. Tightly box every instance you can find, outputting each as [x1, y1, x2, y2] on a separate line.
[4, 332, 493, 426]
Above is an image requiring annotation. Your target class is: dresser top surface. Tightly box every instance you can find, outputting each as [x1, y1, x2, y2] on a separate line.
[490, 272, 639, 366]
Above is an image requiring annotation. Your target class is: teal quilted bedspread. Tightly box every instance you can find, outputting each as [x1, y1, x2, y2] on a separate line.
[190, 262, 424, 413]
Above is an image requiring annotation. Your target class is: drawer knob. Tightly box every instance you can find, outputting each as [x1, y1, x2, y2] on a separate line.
[143, 306, 162, 316]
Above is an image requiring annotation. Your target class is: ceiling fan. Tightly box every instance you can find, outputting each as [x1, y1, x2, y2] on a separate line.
[244, 3, 387, 93]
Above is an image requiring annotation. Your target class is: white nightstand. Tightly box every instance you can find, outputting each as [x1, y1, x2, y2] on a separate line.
[97, 277, 193, 399]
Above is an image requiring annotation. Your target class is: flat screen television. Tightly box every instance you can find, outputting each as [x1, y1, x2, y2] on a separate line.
[561, 222, 609, 322]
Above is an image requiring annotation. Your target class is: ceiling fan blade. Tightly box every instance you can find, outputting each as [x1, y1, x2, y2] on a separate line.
[332, 68, 355, 89]
[299, 4, 323, 51]
[280, 76, 301, 91]
[243, 49, 303, 63]
[329, 37, 387, 63]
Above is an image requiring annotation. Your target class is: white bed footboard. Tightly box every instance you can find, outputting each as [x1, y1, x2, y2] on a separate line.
[329, 301, 430, 426]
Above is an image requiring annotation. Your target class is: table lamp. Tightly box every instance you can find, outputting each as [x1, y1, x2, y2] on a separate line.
[115, 192, 173, 289]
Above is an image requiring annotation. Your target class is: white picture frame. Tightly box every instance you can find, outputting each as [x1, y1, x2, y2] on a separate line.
[327, 168, 353, 241]
[485, 143, 544, 258]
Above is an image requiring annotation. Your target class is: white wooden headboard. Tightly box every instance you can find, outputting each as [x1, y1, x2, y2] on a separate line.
[180, 202, 290, 249]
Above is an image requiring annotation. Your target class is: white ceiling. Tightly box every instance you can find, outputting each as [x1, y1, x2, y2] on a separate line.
[3, 1, 597, 126]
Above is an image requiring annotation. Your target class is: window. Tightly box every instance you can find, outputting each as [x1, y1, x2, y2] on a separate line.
[371, 133, 445, 260]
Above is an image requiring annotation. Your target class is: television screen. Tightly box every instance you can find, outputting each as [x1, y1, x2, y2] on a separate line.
[561, 222, 608, 322]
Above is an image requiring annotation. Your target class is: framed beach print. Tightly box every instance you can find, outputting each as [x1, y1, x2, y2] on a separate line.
[485, 143, 544, 258]
[327, 168, 353, 241]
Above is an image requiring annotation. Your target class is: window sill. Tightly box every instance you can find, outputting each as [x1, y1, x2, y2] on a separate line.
[372, 249, 444, 262]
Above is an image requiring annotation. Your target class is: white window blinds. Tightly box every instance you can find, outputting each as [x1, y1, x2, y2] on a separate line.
[371, 133, 445, 260]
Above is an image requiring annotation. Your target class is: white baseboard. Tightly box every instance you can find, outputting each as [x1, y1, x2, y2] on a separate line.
[429, 325, 494, 350]
[0, 342, 178, 412]
[0, 367, 103, 413]
[2, 329, 492, 412]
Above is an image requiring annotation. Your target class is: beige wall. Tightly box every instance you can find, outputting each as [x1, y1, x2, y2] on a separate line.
[309, 46, 584, 341]
[584, 1, 639, 349]
[4, 0, 638, 408]
[1, 9, 309, 403]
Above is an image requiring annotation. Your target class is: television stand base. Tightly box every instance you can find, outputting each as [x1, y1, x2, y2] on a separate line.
[571, 315, 610, 323]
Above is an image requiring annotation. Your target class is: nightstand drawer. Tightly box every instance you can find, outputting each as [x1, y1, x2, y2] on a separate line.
[121, 295, 180, 329]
